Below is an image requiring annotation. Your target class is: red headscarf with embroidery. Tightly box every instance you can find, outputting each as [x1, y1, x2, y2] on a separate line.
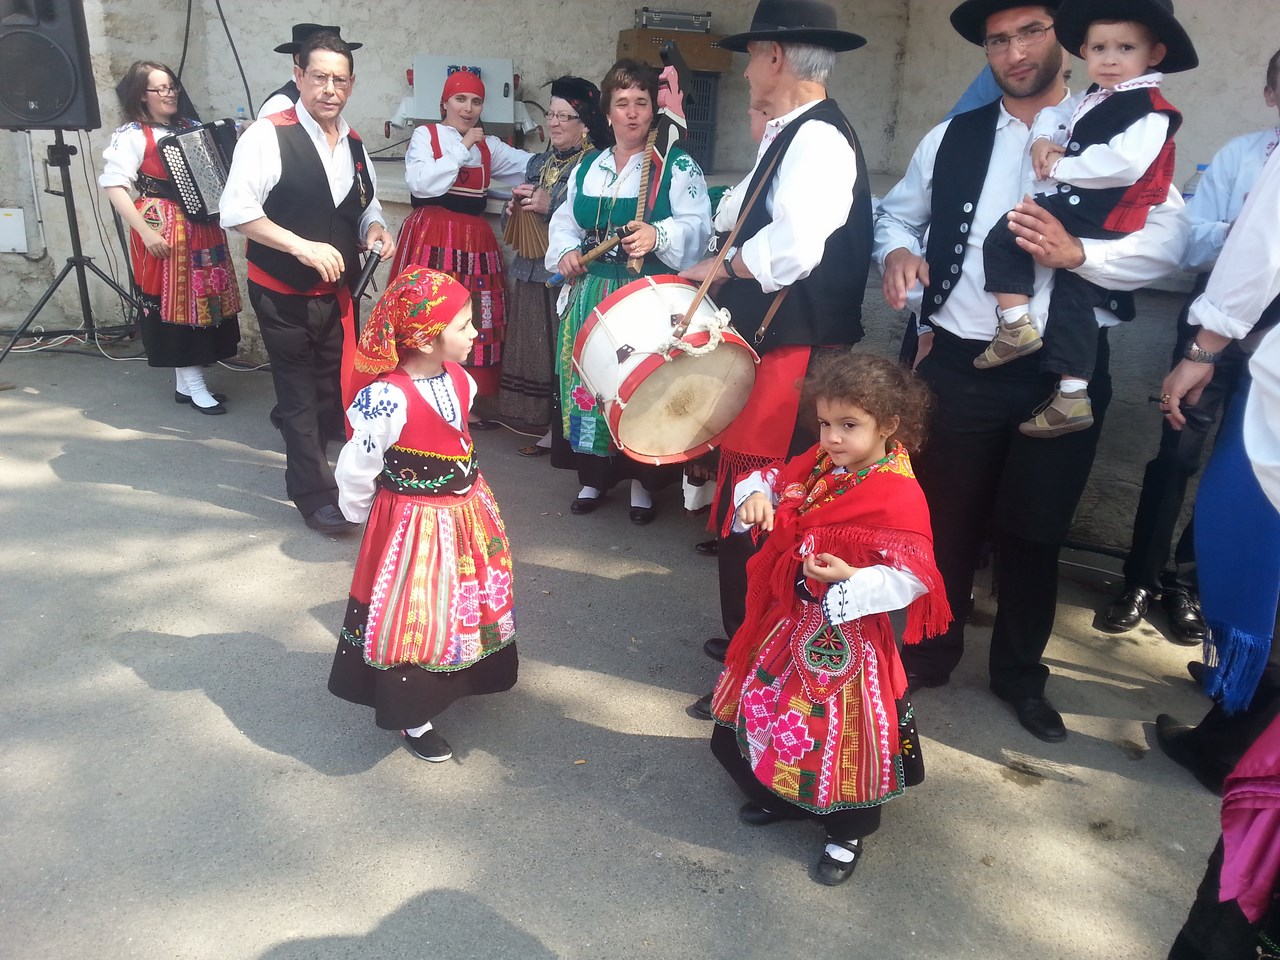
[354, 267, 470, 375]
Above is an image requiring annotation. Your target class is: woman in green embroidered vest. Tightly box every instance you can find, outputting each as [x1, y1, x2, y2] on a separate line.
[545, 58, 712, 524]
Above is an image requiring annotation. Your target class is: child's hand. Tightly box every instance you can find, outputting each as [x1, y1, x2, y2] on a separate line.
[802, 552, 857, 583]
[736, 492, 774, 531]
[1031, 139, 1065, 179]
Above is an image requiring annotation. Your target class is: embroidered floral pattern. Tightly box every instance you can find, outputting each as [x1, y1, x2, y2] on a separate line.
[741, 686, 779, 737]
[457, 579, 481, 628]
[353, 385, 400, 422]
[570, 384, 596, 411]
[770, 709, 816, 765]
[483, 569, 512, 609]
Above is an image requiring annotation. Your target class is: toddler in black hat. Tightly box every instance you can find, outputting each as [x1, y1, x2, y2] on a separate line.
[977, 0, 1196, 439]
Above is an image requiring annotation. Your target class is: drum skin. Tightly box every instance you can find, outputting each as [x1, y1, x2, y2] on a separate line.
[573, 275, 758, 465]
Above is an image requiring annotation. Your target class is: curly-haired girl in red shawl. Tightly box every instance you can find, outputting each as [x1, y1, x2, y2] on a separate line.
[710, 352, 950, 886]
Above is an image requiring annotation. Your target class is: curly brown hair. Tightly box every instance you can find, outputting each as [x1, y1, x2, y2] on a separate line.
[801, 350, 933, 453]
[600, 58, 659, 115]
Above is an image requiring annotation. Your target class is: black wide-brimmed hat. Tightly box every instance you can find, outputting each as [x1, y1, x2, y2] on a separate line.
[1054, 0, 1197, 73]
[950, 0, 1060, 46]
[717, 0, 867, 53]
[274, 23, 363, 54]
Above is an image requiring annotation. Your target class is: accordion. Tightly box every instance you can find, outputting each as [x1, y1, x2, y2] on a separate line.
[156, 119, 238, 223]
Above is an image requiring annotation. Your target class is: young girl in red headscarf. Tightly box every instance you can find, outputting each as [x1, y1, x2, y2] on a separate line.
[328, 267, 518, 763]
[390, 70, 533, 405]
[710, 352, 950, 886]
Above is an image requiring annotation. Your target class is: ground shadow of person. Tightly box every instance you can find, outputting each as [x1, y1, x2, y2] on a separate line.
[112, 629, 392, 776]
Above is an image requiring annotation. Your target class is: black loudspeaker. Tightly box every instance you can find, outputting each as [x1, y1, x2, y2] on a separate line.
[0, 0, 100, 131]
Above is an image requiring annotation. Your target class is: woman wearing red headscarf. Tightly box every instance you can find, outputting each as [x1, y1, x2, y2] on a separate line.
[390, 70, 533, 410]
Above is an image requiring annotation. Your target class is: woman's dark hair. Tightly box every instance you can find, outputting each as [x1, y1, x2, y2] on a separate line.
[299, 31, 354, 73]
[600, 58, 659, 116]
[116, 60, 178, 125]
[801, 351, 933, 453]
[1267, 47, 1280, 91]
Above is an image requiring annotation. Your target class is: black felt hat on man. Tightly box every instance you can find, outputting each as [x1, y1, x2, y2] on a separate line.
[274, 23, 363, 54]
[950, 0, 1061, 46]
[717, 0, 867, 53]
[1053, 0, 1197, 73]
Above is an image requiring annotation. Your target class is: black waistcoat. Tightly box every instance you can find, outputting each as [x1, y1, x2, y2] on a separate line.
[259, 80, 299, 115]
[247, 121, 373, 292]
[714, 99, 872, 355]
[923, 100, 1135, 325]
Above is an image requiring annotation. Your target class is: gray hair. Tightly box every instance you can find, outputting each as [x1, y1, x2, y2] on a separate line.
[780, 42, 836, 84]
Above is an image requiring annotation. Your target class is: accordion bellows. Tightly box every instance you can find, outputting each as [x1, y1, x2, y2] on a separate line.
[502, 201, 549, 260]
[157, 119, 238, 223]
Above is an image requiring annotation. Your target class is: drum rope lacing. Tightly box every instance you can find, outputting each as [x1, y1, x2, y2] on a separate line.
[645, 276, 734, 360]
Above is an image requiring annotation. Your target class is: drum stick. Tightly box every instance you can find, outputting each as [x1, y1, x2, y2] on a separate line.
[545, 233, 623, 287]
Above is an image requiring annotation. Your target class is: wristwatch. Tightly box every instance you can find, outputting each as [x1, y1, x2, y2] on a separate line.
[723, 246, 742, 279]
[1184, 340, 1221, 364]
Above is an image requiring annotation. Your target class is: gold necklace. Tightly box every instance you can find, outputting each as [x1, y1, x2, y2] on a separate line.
[538, 143, 587, 195]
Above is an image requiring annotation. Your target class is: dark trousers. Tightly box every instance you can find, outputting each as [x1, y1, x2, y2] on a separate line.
[906, 328, 1112, 698]
[249, 281, 344, 516]
[1123, 280, 1247, 594]
[983, 204, 1118, 381]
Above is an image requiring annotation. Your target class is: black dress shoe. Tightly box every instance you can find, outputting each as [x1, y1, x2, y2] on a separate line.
[304, 504, 358, 535]
[905, 672, 949, 696]
[738, 802, 804, 827]
[703, 637, 730, 663]
[998, 694, 1067, 742]
[814, 840, 863, 886]
[187, 399, 227, 415]
[687, 692, 714, 720]
[570, 495, 604, 515]
[468, 419, 500, 431]
[694, 538, 719, 556]
[1187, 660, 1205, 684]
[175, 390, 227, 404]
[1101, 586, 1154, 633]
[1155, 714, 1224, 795]
[1162, 589, 1206, 646]
[629, 505, 657, 525]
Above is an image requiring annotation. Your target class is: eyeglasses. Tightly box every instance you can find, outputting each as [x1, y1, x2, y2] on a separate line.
[545, 111, 580, 123]
[982, 23, 1054, 54]
[146, 84, 181, 96]
[303, 71, 352, 91]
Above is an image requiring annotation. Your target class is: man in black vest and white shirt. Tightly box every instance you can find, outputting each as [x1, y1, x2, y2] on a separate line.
[222, 32, 396, 534]
[681, 0, 873, 718]
[258, 23, 363, 119]
[874, 0, 1187, 742]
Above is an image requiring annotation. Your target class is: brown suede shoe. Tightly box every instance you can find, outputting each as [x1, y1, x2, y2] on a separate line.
[973, 313, 1043, 369]
[1019, 387, 1094, 438]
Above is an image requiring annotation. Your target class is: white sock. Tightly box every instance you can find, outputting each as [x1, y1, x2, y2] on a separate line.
[824, 840, 859, 862]
[1059, 378, 1089, 394]
[180, 366, 220, 408]
[404, 721, 433, 738]
[175, 368, 190, 395]
[577, 485, 602, 500]
[630, 479, 652, 509]
[998, 306, 1030, 326]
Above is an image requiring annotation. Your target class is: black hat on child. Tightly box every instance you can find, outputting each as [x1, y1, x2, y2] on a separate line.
[274, 23, 363, 54]
[950, 0, 1061, 46]
[717, 0, 867, 53]
[1053, 0, 1197, 73]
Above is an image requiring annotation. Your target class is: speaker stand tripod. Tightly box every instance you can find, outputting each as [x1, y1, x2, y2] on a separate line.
[0, 130, 143, 365]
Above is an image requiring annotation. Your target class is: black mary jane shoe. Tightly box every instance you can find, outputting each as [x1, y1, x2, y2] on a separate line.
[738, 802, 804, 827]
[175, 391, 228, 405]
[814, 840, 863, 886]
[629, 505, 656, 525]
[188, 398, 227, 416]
[570, 494, 604, 515]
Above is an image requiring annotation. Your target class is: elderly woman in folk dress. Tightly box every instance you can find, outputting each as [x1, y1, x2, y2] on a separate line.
[545, 58, 712, 523]
[99, 60, 241, 412]
[498, 76, 610, 449]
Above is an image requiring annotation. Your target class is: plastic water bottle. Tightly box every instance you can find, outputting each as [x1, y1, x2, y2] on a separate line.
[235, 105, 247, 132]
[1181, 162, 1208, 201]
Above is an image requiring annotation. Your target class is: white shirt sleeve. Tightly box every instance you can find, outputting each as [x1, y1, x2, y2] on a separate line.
[1181, 138, 1246, 272]
[653, 153, 712, 272]
[98, 124, 146, 188]
[545, 161, 585, 270]
[487, 137, 535, 188]
[1049, 112, 1170, 189]
[740, 120, 857, 292]
[1075, 185, 1188, 291]
[257, 92, 294, 119]
[404, 124, 470, 197]
[728, 467, 780, 533]
[1188, 149, 1280, 341]
[1030, 99, 1074, 145]
[336, 381, 409, 522]
[219, 117, 281, 230]
[821, 564, 928, 624]
[873, 122, 943, 269]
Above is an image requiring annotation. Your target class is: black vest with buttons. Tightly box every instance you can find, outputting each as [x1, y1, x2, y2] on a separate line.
[247, 120, 373, 293]
[923, 100, 1135, 325]
[714, 99, 872, 354]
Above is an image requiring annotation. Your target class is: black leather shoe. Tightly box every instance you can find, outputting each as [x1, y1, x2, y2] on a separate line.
[905, 672, 949, 696]
[738, 802, 804, 827]
[1162, 589, 1206, 646]
[703, 637, 730, 663]
[175, 391, 227, 405]
[629, 505, 656, 525]
[694, 538, 719, 557]
[1101, 585, 1154, 633]
[814, 841, 862, 886]
[468, 419, 500, 431]
[570, 495, 604, 515]
[1187, 660, 1205, 684]
[998, 694, 1067, 742]
[687, 692, 714, 720]
[1156, 714, 1223, 795]
[304, 504, 358, 535]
